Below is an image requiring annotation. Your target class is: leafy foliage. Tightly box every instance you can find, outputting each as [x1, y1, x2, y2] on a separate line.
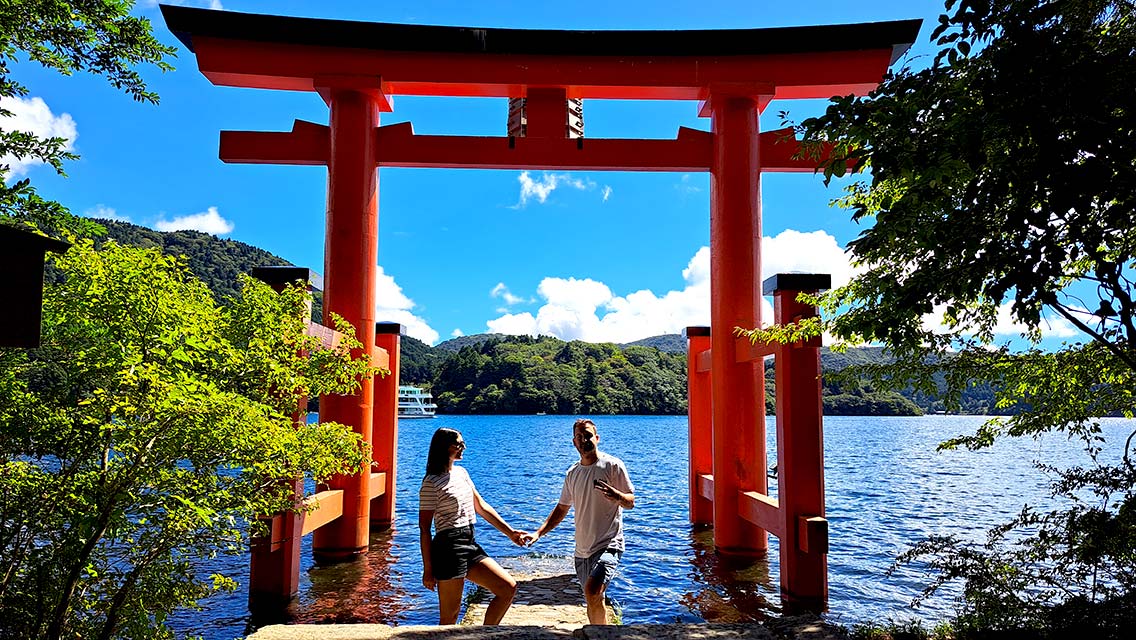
[795, 0, 1136, 632]
[0, 0, 174, 237]
[0, 241, 378, 639]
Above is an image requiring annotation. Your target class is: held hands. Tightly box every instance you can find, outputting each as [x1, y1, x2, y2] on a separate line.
[519, 531, 540, 547]
[507, 529, 530, 547]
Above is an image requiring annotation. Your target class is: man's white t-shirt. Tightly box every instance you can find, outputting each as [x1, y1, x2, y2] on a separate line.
[558, 451, 634, 558]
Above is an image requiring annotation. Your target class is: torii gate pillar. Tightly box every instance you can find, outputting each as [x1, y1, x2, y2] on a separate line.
[708, 93, 768, 555]
[313, 87, 381, 561]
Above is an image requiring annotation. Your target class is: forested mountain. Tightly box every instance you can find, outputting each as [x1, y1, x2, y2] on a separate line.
[97, 219, 292, 304]
[401, 336, 447, 384]
[435, 333, 507, 353]
[432, 335, 688, 415]
[622, 334, 687, 353]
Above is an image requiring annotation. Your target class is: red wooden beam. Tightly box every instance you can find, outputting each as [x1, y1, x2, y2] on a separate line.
[739, 491, 783, 538]
[189, 36, 899, 101]
[374, 122, 712, 171]
[221, 121, 827, 173]
[698, 474, 715, 502]
[221, 120, 329, 165]
[299, 489, 345, 536]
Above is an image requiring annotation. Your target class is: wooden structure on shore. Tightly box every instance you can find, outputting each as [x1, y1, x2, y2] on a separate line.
[160, 4, 920, 611]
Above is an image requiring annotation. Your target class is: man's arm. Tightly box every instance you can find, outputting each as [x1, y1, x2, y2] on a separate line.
[524, 503, 570, 546]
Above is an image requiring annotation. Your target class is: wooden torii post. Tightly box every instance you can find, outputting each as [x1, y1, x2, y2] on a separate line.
[687, 272, 831, 608]
[160, 4, 919, 607]
[246, 267, 398, 604]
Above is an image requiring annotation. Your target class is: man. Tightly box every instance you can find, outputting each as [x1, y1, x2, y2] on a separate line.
[524, 418, 635, 625]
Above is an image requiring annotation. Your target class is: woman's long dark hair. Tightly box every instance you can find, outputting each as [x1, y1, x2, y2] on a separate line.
[425, 428, 462, 476]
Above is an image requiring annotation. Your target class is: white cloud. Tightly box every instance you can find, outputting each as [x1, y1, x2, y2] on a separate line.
[84, 204, 130, 223]
[763, 229, 858, 289]
[676, 174, 702, 194]
[602, 185, 613, 202]
[514, 171, 598, 207]
[490, 282, 525, 306]
[922, 301, 1083, 341]
[374, 267, 439, 345]
[485, 229, 852, 343]
[0, 96, 77, 180]
[154, 206, 234, 235]
[451, 328, 465, 338]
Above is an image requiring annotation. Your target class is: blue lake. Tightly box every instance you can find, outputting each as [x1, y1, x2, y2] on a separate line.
[171, 414, 1133, 638]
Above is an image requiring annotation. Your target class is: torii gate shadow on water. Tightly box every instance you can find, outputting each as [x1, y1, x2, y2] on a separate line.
[159, 4, 921, 617]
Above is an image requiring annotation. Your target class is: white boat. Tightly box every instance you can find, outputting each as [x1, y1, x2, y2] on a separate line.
[398, 385, 438, 419]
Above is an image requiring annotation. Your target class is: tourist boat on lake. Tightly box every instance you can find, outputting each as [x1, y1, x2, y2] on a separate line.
[398, 385, 437, 418]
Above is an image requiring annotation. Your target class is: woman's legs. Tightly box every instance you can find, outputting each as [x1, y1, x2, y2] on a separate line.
[436, 577, 465, 624]
[466, 558, 518, 625]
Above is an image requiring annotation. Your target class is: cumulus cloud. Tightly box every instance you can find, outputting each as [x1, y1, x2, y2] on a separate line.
[0, 96, 77, 180]
[486, 229, 852, 343]
[84, 204, 130, 223]
[374, 267, 439, 345]
[451, 328, 465, 338]
[490, 282, 526, 306]
[514, 171, 598, 207]
[154, 206, 234, 235]
[922, 301, 1083, 342]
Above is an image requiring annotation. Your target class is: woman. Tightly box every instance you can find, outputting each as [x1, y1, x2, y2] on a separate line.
[419, 427, 526, 625]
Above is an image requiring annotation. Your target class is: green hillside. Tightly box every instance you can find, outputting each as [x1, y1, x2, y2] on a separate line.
[97, 219, 293, 304]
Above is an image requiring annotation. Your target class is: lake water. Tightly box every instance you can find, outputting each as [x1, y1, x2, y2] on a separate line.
[171, 414, 1133, 638]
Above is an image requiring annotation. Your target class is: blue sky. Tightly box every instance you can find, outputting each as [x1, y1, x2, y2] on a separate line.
[4, 0, 1081, 346]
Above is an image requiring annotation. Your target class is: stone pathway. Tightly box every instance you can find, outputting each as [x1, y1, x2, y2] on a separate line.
[459, 571, 609, 628]
[245, 570, 846, 640]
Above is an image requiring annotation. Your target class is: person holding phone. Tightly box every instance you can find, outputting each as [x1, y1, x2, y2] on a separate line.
[419, 428, 527, 625]
[523, 419, 635, 625]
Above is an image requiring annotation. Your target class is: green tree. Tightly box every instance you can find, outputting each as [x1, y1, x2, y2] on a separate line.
[786, 0, 1136, 633]
[0, 241, 377, 639]
[1, 0, 174, 237]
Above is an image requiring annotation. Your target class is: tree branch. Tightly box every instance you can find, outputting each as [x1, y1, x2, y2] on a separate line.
[1050, 302, 1136, 371]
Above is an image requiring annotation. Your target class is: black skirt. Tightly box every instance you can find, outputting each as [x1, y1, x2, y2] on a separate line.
[431, 524, 489, 580]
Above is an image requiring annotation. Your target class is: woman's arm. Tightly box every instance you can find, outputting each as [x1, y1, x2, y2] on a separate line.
[472, 488, 526, 546]
[526, 502, 570, 545]
[419, 509, 436, 591]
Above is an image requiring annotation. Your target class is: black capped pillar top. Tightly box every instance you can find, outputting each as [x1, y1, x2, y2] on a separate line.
[762, 273, 832, 296]
[685, 326, 711, 338]
[250, 265, 324, 292]
[375, 322, 405, 335]
[0, 225, 72, 348]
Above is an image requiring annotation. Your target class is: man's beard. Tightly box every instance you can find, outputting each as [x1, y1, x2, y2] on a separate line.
[580, 441, 595, 452]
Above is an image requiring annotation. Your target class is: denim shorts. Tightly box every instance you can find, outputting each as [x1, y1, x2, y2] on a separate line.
[431, 524, 488, 580]
[574, 548, 622, 592]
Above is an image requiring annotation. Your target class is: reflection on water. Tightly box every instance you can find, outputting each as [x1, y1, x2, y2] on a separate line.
[289, 528, 416, 625]
[681, 525, 779, 623]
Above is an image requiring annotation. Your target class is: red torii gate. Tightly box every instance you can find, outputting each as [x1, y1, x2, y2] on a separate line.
[161, 5, 919, 610]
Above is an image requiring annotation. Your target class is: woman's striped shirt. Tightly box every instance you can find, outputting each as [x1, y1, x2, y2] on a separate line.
[419, 465, 476, 532]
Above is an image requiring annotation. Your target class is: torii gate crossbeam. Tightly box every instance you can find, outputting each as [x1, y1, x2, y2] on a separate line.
[160, 3, 920, 612]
